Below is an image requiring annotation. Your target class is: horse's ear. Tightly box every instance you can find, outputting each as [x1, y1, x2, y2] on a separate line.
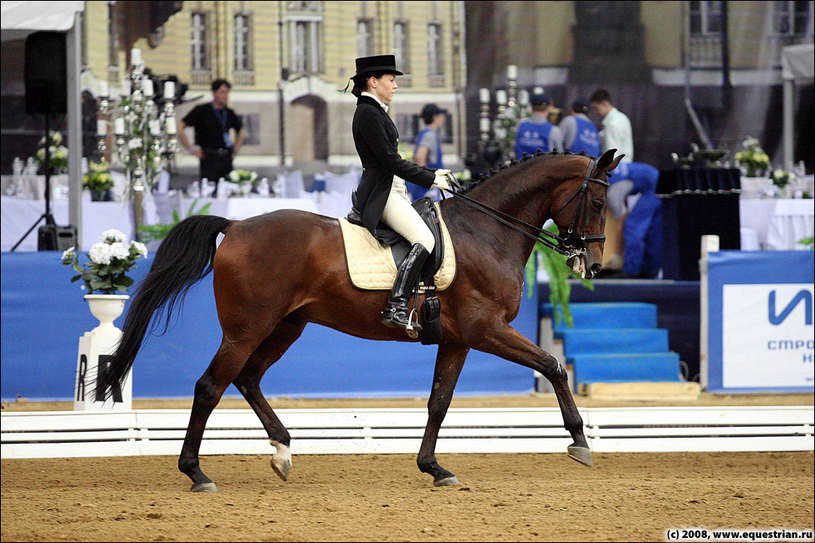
[594, 149, 624, 175]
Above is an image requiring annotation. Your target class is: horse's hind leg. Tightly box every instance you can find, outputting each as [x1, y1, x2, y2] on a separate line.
[417, 343, 469, 487]
[232, 319, 306, 483]
[471, 323, 592, 467]
[178, 339, 261, 492]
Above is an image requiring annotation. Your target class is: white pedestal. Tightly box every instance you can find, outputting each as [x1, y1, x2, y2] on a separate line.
[73, 295, 133, 410]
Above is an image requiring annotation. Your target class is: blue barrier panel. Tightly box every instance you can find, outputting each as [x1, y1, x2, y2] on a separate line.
[1, 252, 534, 400]
[707, 250, 814, 393]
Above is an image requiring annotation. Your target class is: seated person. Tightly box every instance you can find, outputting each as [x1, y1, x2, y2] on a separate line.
[603, 162, 662, 279]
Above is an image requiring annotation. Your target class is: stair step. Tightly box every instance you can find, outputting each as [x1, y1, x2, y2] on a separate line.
[570, 352, 681, 384]
[541, 302, 658, 333]
[560, 328, 669, 356]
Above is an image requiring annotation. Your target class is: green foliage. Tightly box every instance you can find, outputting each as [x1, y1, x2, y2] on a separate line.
[797, 236, 814, 250]
[137, 198, 212, 243]
[525, 223, 593, 328]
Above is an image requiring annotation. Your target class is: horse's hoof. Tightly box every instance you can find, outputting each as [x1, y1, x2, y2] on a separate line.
[433, 475, 460, 487]
[190, 481, 218, 492]
[568, 445, 593, 467]
[271, 456, 291, 481]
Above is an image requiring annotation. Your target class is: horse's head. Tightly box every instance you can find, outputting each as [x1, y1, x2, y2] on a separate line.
[549, 149, 623, 279]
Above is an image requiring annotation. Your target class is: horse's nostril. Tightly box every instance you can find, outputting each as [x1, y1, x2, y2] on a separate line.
[590, 263, 602, 277]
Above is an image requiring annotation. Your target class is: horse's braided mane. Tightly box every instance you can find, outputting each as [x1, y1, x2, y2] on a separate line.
[460, 150, 590, 194]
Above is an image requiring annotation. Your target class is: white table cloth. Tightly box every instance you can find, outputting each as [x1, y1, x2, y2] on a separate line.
[2, 196, 320, 252]
[740, 199, 814, 250]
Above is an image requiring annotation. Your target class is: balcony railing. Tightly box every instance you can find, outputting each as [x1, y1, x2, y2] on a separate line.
[191, 69, 213, 86]
[688, 35, 723, 68]
[232, 70, 255, 86]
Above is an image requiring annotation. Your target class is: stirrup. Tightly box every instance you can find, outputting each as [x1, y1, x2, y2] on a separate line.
[405, 308, 420, 339]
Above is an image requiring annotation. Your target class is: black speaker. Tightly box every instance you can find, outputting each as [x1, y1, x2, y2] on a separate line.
[38, 224, 77, 252]
[25, 31, 67, 115]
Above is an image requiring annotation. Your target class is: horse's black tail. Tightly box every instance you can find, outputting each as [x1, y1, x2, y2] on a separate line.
[93, 215, 232, 400]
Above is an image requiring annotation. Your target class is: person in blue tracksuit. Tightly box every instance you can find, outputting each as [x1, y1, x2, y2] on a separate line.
[408, 103, 447, 201]
[605, 161, 662, 278]
[514, 93, 564, 158]
[559, 98, 601, 157]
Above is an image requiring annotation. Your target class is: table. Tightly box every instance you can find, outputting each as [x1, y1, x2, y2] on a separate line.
[739, 199, 814, 250]
[2, 196, 320, 252]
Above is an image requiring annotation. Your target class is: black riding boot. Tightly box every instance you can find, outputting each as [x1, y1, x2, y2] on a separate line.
[381, 243, 430, 331]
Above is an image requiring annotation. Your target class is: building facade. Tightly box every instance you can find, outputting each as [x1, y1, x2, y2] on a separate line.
[81, 0, 467, 173]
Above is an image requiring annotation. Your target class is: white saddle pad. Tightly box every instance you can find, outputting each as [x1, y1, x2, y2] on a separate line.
[338, 203, 456, 291]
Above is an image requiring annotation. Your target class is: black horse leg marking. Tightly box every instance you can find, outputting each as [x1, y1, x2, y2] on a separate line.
[417, 343, 469, 486]
[472, 322, 592, 465]
[232, 319, 306, 482]
[178, 340, 260, 492]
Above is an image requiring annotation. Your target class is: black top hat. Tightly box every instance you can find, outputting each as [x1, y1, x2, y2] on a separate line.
[354, 54, 404, 78]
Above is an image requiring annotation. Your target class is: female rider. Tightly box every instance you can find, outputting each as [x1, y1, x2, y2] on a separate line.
[345, 54, 452, 333]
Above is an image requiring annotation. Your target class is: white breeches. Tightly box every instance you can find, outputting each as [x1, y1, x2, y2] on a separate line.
[381, 177, 435, 253]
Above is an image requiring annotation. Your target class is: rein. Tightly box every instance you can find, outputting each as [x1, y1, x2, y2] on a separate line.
[443, 157, 610, 259]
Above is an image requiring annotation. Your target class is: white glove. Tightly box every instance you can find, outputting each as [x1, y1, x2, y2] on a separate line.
[433, 173, 452, 191]
[434, 169, 451, 176]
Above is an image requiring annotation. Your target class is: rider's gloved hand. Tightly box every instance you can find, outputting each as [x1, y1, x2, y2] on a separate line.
[433, 172, 452, 191]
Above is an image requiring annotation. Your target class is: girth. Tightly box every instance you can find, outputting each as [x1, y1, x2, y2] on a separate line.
[346, 194, 445, 284]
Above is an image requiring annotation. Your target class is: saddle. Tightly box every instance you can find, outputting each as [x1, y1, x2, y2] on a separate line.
[343, 192, 455, 344]
[346, 193, 445, 284]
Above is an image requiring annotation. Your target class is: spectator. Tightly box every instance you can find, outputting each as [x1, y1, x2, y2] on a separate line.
[559, 98, 601, 157]
[408, 103, 447, 201]
[514, 93, 564, 158]
[177, 79, 245, 189]
[589, 89, 633, 163]
[601, 161, 662, 279]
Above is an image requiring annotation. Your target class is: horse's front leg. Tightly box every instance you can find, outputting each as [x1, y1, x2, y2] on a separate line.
[472, 322, 592, 467]
[417, 343, 469, 487]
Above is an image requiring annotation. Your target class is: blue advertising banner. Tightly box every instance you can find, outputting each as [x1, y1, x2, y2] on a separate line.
[2, 252, 535, 401]
[706, 250, 814, 393]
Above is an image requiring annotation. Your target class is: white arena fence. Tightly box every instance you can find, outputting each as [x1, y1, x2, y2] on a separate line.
[2, 406, 813, 459]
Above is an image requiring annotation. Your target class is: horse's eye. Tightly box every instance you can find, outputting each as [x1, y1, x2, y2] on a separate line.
[591, 198, 604, 210]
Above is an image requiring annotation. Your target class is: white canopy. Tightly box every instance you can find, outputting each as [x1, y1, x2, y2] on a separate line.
[1, 1, 85, 248]
[1, 1, 84, 40]
[781, 43, 814, 170]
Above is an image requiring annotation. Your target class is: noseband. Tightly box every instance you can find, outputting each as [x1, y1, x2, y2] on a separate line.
[443, 157, 609, 259]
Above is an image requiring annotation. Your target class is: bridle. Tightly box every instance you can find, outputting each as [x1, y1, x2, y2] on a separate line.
[442, 157, 610, 259]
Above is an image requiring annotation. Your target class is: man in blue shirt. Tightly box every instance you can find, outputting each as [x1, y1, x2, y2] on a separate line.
[514, 93, 564, 158]
[559, 99, 601, 157]
[603, 161, 662, 278]
[408, 103, 447, 201]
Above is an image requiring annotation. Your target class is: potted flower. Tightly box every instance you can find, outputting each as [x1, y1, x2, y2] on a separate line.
[61, 229, 148, 328]
[770, 169, 796, 195]
[82, 160, 115, 201]
[34, 130, 69, 175]
[226, 169, 258, 197]
[734, 136, 770, 177]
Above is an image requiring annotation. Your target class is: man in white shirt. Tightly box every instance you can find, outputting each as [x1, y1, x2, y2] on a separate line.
[589, 89, 633, 163]
[590, 89, 634, 273]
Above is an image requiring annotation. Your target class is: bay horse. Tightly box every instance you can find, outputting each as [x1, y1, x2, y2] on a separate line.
[97, 149, 622, 492]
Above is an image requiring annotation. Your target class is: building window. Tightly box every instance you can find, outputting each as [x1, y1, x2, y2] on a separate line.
[689, 1, 723, 36]
[427, 22, 443, 76]
[773, 1, 813, 37]
[234, 13, 252, 71]
[239, 114, 260, 146]
[290, 19, 322, 73]
[393, 21, 409, 74]
[357, 19, 373, 57]
[191, 12, 208, 70]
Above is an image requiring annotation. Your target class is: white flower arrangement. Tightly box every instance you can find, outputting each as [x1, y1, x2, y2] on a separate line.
[34, 130, 69, 174]
[61, 229, 148, 294]
[734, 136, 770, 177]
[770, 169, 796, 189]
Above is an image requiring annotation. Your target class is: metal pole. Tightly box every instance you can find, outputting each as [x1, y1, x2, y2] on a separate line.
[278, 1, 286, 168]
